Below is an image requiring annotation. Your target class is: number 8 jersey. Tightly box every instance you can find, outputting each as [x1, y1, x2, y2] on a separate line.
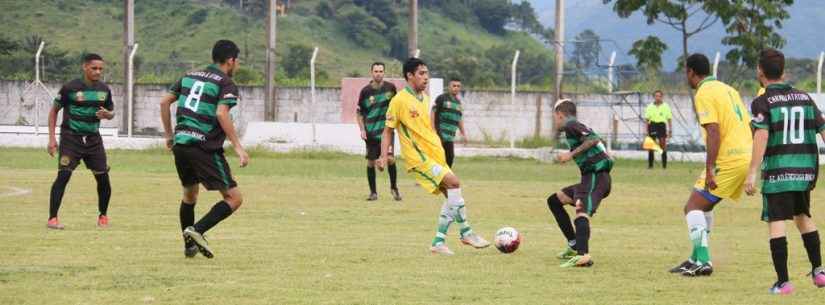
[168, 64, 239, 151]
[751, 83, 825, 193]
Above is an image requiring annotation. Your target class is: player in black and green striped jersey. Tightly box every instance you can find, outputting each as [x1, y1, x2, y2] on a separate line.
[432, 78, 467, 167]
[46, 53, 115, 230]
[745, 49, 825, 294]
[356, 62, 401, 202]
[160, 40, 249, 259]
[546, 99, 613, 268]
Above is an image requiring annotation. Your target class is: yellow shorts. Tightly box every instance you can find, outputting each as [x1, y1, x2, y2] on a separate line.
[410, 159, 452, 195]
[693, 163, 749, 201]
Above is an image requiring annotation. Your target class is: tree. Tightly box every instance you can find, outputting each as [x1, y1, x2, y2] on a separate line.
[0, 36, 17, 55]
[283, 44, 313, 78]
[572, 29, 601, 69]
[511, 1, 543, 34]
[721, 0, 794, 69]
[628, 36, 668, 73]
[474, 0, 511, 34]
[602, 0, 735, 70]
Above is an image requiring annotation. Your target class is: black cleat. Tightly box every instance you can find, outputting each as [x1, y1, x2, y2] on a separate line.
[183, 226, 214, 259]
[681, 263, 713, 277]
[366, 193, 378, 201]
[669, 260, 695, 273]
[391, 188, 402, 201]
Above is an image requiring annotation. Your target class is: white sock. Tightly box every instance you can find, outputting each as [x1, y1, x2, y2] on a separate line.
[686, 210, 707, 232]
[447, 188, 472, 236]
[704, 211, 714, 233]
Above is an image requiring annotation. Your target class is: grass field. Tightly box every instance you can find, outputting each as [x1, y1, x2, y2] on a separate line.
[1, 148, 825, 305]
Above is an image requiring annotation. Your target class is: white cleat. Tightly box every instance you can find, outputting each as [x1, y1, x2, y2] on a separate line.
[460, 233, 491, 249]
[430, 243, 454, 255]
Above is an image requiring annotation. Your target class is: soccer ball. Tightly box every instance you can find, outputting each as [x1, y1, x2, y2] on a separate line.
[494, 227, 522, 254]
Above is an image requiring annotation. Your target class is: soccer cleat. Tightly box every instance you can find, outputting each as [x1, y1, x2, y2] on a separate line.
[681, 262, 713, 277]
[560, 255, 593, 268]
[366, 193, 378, 201]
[811, 267, 825, 288]
[47, 217, 65, 230]
[769, 281, 794, 295]
[97, 215, 109, 228]
[430, 243, 454, 255]
[556, 246, 577, 260]
[183, 226, 214, 259]
[391, 188, 402, 201]
[669, 260, 696, 274]
[460, 233, 491, 249]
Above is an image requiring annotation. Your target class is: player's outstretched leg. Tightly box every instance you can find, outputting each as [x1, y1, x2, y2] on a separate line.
[547, 192, 577, 260]
[677, 191, 717, 277]
[430, 200, 454, 255]
[794, 215, 825, 287]
[439, 175, 488, 250]
[47, 170, 72, 230]
[94, 172, 111, 228]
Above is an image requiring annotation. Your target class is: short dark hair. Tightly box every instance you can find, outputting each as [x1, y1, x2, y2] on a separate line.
[212, 40, 240, 64]
[371, 62, 385, 70]
[83, 53, 103, 63]
[686, 53, 710, 76]
[554, 99, 576, 116]
[449, 77, 462, 83]
[759, 48, 785, 80]
[403, 57, 426, 80]
[653, 90, 663, 96]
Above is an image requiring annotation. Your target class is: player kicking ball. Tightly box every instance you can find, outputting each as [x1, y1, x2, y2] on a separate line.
[744, 48, 825, 294]
[376, 57, 489, 255]
[669, 53, 753, 277]
[547, 99, 613, 267]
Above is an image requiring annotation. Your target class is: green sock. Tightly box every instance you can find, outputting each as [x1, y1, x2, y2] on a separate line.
[689, 226, 711, 264]
[453, 204, 473, 238]
[432, 202, 453, 246]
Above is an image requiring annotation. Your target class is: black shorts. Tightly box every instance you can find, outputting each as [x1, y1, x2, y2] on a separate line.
[58, 133, 108, 174]
[561, 171, 612, 216]
[761, 191, 811, 222]
[173, 144, 237, 191]
[365, 138, 394, 160]
[648, 122, 667, 139]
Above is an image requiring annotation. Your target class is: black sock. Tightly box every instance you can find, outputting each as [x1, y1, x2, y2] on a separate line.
[367, 166, 377, 194]
[770, 237, 789, 283]
[180, 201, 196, 232]
[49, 171, 72, 219]
[180, 202, 196, 247]
[547, 194, 576, 247]
[662, 151, 667, 169]
[193, 201, 234, 234]
[802, 231, 822, 272]
[574, 217, 590, 255]
[388, 163, 398, 190]
[647, 151, 654, 168]
[94, 173, 111, 216]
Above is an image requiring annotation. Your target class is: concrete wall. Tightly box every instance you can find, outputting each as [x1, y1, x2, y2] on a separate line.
[2, 80, 775, 145]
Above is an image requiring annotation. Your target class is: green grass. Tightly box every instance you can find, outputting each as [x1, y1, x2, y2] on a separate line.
[1, 148, 824, 304]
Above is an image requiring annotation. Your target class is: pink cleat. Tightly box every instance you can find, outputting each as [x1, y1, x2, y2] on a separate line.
[812, 267, 825, 288]
[47, 217, 65, 230]
[97, 215, 109, 228]
[769, 281, 794, 295]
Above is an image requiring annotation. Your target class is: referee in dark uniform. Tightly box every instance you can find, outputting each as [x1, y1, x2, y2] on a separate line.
[356, 62, 401, 201]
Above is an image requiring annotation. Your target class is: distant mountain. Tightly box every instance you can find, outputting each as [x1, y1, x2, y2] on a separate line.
[530, 0, 825, 71]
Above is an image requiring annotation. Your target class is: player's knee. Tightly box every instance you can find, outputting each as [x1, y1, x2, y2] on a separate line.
[53, 170, 72, 186]
[555, 191, 573, 204]
[367, 160, 375, 167]
[182, 185, 199, 203]
[442, 175, 460, 189]
[223, 188, 243, 210]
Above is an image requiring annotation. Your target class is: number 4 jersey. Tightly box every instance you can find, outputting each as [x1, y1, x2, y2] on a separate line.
[169, 64, 239, 152]
[751, 83, 825, 193]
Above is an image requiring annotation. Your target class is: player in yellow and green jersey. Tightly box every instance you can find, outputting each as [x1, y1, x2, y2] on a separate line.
[669, 53, 753, 277]
[376, 58, 490, 255]
[46, 53, 115, 230]
[644, 90, 672, 169]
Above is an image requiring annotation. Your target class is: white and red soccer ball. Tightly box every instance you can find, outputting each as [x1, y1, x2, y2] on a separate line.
[494, 227, 522, 254]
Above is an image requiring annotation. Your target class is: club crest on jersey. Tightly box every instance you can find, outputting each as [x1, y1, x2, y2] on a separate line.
[369, 96, 375, 104]
[753, 113, 765, 123]
[75, 92, 85, 102]
[97, 91, 107, 101]
[409, 108, 419, 118]
[431, 164, 443, 177]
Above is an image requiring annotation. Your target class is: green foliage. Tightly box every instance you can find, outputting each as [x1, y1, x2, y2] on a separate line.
[473, 0, 512, 34]
[721, 0, 794, 69]
[283, 44, 313, 78]
[185, 9, 209, 26]
[628, 36, 667, 73]
[572, 29, 601, 69]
